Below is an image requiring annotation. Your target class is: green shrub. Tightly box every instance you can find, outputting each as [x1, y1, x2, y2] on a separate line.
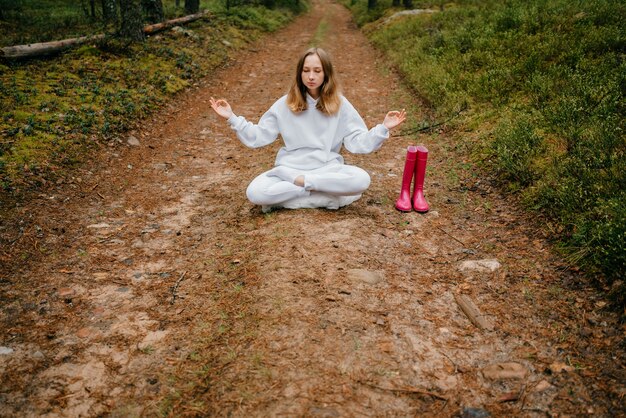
[491, 115, 544, 189]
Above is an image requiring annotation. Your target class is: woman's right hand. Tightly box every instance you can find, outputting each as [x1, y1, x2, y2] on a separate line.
[383, 109, 407, 130]
[210, 97, 233, 119]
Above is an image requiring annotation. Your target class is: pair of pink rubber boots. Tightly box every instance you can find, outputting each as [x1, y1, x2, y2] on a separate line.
[395, 145, 429, 213]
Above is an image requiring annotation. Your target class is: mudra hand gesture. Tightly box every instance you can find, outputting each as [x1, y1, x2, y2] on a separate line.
[210, 97, 233, 119]
[383, 109, 407, 130]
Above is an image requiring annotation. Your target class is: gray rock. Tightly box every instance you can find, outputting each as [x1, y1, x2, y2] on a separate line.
[0, 346, 14, 355]
[172, 26, 198, 39]
[459, 259, 501, 272]
[87, 223, 111, 229]
[127, 136, 140, 146]
[308, 406, 340, 417]
[461, 407, 491, 418]
[153, 163, 170, 171]
[347, 269, 385, 285]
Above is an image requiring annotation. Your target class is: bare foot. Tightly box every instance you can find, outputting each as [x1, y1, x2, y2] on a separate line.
[294, 175, 305, 187]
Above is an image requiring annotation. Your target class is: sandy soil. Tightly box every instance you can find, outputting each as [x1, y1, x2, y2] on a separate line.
[1, 0, 624, 416]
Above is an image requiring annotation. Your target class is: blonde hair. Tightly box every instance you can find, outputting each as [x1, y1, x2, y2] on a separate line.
[286, 47, 341, 115]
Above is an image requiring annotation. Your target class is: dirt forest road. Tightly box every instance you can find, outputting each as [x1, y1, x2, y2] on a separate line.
[1, 0, 624, 416]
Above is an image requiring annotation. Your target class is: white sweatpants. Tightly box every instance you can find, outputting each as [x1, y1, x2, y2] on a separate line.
[246, 164, 371, 208]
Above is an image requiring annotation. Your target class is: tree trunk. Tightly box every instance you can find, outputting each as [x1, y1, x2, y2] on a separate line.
[81, 0, 90, 18]
[403, 0, 413, 9]
[119, 0, 145, 42]
[102, 0, 118, 23]
[90, 0, 97, 18]
[141, 0, 163, 23]
[184, 0, 199, 15]
[392, 0, 400, 6]
[367, 0, 376, 10]
[175, 0, 180, 7]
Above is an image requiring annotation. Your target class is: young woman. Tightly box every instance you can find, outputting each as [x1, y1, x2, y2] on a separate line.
[210, 47, 406, 212]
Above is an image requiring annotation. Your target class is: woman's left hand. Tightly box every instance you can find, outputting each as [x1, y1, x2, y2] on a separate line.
[383, 109, 407, 130]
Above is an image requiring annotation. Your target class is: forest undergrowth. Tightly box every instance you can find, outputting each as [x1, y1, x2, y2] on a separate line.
[344, 0, 625, 309]
[0, 0, 301, 198]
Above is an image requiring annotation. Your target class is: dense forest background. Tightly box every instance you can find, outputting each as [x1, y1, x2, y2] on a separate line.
[0, 0, 298, 46]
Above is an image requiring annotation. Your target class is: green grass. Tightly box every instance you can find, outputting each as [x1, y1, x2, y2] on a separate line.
[345, 0, 626, 306]
[310, 16, 329, 46]
[0, 2, 301, 194]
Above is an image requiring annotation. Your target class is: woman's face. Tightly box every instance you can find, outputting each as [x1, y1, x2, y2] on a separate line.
[301, 54, 324, 98]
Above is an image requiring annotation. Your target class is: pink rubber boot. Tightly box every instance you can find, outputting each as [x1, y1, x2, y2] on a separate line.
[412, 145, 429, 212]
[395, 146, 418, 212]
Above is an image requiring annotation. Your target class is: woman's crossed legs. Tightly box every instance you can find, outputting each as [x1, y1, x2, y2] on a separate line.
[246, 164, 371, 209]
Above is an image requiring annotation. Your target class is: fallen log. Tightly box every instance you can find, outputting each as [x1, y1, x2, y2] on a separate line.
[144, 11, 207, 35]
[1, 34, 106, 59]
[1, 11, 208, 59]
